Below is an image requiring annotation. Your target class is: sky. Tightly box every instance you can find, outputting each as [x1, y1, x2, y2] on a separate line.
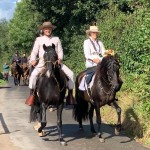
[0, 0, 21, 21]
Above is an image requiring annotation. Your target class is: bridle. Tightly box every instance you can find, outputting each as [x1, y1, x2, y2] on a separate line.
[44, 59, 65, 92]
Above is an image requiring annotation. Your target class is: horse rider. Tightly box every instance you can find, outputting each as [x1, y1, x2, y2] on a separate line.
[83, 25, 123, 90]
[11, 51, 21, 64]
[29, 21, 76, 105]
[11, 51, 22, 76]
[21, 52, 28, 65]
[83, 25, 106, 84]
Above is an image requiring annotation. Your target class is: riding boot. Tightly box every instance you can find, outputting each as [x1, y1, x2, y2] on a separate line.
[66, 89, 77, 105]
[25, 89, 35, 106]
[30, 89, 34, 95]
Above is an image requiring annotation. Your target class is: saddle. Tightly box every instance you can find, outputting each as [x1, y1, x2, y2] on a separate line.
[85, 66, 97, 85]
[79, 67, 96, 91]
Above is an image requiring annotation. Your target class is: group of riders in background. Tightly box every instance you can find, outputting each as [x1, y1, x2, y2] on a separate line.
[3, 51, 30, 85]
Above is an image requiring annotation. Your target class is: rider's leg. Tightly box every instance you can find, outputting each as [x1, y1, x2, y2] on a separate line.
[61, 64, 76, 105]
[29, 67, 42, 93]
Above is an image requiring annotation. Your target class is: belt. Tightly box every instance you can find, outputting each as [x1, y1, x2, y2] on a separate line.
[91, 52, 99, 55]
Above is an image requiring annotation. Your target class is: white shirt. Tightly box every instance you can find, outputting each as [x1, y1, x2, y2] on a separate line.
[83, 37, 105, 68]
[30, 35, 63, 68]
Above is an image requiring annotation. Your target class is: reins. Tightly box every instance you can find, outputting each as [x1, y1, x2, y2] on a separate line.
[32, 53, 65, 92]
[44, 59, 65, 92]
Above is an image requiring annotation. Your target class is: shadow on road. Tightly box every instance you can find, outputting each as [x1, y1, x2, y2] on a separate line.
[0, 113, 10, 134]
[41, 122, 134, 144]
[0, 86, 11, 89]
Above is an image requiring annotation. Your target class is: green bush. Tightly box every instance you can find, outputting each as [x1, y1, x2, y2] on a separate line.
[0, 72, 4, 79]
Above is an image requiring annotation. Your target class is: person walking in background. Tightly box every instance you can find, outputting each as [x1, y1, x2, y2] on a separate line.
[3, 62, 9, 81]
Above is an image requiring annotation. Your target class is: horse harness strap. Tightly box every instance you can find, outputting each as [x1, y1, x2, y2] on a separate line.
[83, 78, 94, 105]
[52, 73, 65, 92]
[99, 80, 116, 101]
[86, 87, 94, 105]
[89, 38, 102, 57]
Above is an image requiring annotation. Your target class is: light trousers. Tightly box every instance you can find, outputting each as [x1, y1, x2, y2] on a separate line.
[29, 64, 74, 90]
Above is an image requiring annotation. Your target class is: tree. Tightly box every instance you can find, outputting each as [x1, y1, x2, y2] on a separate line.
[8, 0, 44, 55]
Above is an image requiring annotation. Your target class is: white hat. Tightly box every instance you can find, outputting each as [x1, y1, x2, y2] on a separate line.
[39, 21, 56, 30]
[86, 26, 100, 33]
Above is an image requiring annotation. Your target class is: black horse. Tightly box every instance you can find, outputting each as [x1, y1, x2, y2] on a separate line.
[11, 61, 23, 86]
[73, 55, 123, 142]
[30, 44, 67, 145]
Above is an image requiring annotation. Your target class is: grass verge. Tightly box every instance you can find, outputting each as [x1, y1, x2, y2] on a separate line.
[101, 91, 150, 148]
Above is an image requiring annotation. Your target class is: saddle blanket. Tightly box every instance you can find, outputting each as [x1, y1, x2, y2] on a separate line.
[79, 75, 95, 91]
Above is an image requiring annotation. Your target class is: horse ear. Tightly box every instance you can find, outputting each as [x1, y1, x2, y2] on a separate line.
[43, 44, 47, 51]
[52, 43, 55, 50]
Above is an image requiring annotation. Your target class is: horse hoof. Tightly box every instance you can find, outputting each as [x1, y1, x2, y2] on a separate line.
[38, 131, 45, 137]
[99, 138, 105, 143]
[60, 141, 67, 146]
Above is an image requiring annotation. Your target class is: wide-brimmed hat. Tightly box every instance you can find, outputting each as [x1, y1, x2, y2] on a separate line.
[38, 22, 56, 30]
[86, 26, 100, 34]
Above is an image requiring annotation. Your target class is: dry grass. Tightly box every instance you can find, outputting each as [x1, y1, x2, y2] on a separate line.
[100, 91, 150, 147]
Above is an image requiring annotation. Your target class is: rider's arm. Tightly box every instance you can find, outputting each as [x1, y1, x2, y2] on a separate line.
[30, 38, 40, 66]
[56, 37, 63, 62]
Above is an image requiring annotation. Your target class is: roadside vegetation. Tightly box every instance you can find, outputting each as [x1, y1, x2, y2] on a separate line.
[0, 0, 149, 147]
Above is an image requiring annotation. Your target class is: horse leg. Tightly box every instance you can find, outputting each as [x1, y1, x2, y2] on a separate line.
[33, 111, 41, 131]
[110, 101, 121, 135]
[89, 104, 96, 134]
[57, 103, 67, 146]
[95, 103, 105, 142]
[18, 75, 21, 86]
[38, 102, 47, 136]
[14, 77, 17, 85]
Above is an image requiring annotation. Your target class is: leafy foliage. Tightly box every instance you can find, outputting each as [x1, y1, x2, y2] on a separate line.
[8, 0, 44, 55]
[0, 0, 149, 144]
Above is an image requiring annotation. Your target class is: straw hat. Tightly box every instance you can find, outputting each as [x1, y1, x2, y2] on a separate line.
[38, 21, 56, 30]
[86, 26, 100, 34]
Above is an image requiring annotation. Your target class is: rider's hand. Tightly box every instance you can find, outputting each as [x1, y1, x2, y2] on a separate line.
[30, 60, 37, 66]
[92, 58, 101, 64]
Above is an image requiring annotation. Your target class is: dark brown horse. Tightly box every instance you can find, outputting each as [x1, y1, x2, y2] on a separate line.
[22, 63, 29, 85]
[73, 55, 123, 142]
[11, 62, 23, 86]
[30, 44, 67, 145]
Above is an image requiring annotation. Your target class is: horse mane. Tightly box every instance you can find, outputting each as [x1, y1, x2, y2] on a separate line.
[95, 55, 111, 74]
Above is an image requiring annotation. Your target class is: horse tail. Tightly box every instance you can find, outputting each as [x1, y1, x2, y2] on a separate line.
[29, 100, 40, 122]
[73, 74, 89, 122]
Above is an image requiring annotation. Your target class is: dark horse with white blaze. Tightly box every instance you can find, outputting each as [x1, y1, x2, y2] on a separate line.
[30, 44, 67, 145]
[73, 55, 123, 142]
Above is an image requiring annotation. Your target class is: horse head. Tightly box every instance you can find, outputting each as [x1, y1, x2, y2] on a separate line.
[43, 44, 58, 77]
[99, 55, 122, 92]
